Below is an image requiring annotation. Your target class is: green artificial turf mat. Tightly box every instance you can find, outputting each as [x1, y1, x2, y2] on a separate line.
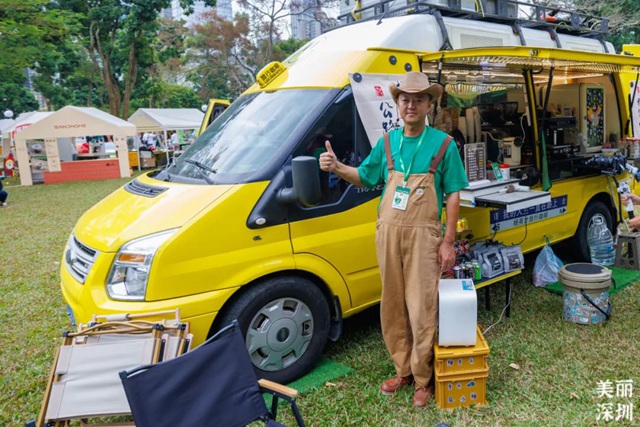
[286, 357, 353, 394]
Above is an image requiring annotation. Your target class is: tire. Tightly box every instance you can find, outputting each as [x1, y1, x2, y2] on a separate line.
[572, 200, 614, 262]
[213, 276, 330, 384]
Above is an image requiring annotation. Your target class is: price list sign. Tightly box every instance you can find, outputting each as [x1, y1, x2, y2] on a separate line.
[464, 142, 486, 182]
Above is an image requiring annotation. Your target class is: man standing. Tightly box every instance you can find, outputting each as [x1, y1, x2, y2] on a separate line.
[319, 72, 468, 407]
[0, 177, 8, 206]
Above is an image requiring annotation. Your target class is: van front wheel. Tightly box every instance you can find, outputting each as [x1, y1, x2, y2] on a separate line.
[214, 276, 330, 384]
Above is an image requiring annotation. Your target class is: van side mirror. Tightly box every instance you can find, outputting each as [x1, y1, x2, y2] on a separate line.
[276, 156, 322, 207]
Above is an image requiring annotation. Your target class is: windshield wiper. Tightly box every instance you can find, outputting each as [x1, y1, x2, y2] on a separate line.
[184, 159, 216, 184]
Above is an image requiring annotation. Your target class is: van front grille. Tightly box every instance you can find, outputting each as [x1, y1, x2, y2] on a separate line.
[125, 179, 168, 198]
[65, 236, 99, 284]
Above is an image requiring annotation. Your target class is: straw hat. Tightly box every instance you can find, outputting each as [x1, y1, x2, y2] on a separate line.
[389, 72, 443, 103]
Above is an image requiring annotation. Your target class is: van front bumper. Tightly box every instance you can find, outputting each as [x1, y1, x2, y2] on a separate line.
[60, 263, 237, 346]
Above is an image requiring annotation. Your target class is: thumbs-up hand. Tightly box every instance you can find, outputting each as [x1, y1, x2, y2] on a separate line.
[319, 140, 338, 172]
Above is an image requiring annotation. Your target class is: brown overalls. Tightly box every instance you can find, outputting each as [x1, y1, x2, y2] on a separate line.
[376, 133, 453, 389]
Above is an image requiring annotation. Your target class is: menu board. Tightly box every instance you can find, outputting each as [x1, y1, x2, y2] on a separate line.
[464, 143, 486, 182]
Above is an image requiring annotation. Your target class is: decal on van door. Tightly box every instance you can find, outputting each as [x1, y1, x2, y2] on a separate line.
[489, 196, 568, 231]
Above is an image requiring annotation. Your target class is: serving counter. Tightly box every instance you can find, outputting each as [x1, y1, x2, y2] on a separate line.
[43, 159, 122, 184]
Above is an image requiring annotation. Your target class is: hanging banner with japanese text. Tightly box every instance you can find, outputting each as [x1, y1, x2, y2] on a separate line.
[350, 73, 405, 147]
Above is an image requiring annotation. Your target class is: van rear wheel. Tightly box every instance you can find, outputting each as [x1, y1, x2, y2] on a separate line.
[214, 276, 330, 384]
[573, 201, 614, 262]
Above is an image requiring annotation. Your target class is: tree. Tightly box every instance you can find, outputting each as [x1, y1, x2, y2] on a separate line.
[236, 0, 338, 63]
[187, 11, 257, 101]
[272, 37, 308, 61]
[572, 0, 640, 50]
[156, 83, 203, 108]
[58, 0, 216, 119]
[0, 83, 39, 117]
[522, 0, 640, 52]
[0, 0, 79, 114]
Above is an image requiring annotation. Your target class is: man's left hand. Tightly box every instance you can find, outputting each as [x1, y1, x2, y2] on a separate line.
[438, 241, 456, 273]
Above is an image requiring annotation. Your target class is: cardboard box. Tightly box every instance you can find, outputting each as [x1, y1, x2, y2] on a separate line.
[141, 158, 156, 169]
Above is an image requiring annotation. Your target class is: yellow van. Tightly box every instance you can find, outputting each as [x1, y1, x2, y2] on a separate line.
[62, 1, 640, 383]
[199, 99, 230, 135]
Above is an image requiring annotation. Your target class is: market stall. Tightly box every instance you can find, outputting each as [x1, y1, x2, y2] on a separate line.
[2, 112, 53, 177]
[128, 108, 205, 169]
[14, 106, 136, 186]
[0, 118, 15, 177]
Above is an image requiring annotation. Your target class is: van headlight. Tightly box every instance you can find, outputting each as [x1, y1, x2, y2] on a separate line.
[106, 229, 177, 301]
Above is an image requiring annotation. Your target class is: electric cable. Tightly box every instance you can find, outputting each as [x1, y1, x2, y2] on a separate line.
[513, 216, 528, 246]
[488, 218, 499, 242]
[482, 283, 511, 335]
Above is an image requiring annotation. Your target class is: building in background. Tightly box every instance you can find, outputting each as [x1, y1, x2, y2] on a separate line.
[291, 0, 337, 40]
[164, 0, 233, 25]
[25, 68, 47, 110]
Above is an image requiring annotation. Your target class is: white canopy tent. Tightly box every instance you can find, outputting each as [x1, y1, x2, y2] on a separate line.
[15, 106, 136, 185]
[128, 108, 205, 167]
[0, 119, 15, 133]
[1, 112, 53, 140]
[128, 108, 204, 133]
[1, 112, 53, 174]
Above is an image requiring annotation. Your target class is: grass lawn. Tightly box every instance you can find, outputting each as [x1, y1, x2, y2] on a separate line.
[1, 175, 638, 426]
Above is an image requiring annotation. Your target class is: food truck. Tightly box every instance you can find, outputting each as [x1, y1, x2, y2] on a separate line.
[61, 0, 640, 383]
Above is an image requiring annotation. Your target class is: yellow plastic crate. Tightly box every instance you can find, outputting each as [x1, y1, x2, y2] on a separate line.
[128, 151, 139, 167]
[435, 370, 488, 409]
[434, 326, 489, 376]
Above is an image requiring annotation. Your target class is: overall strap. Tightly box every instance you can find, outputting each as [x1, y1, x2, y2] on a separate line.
[428, 135, 454, 174]
[383, 133, 394, 172]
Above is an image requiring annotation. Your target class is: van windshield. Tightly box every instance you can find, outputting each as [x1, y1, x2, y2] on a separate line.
[168, 89, 334, 184]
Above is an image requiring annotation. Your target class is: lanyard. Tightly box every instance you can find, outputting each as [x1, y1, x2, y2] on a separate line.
[397, 128, 427, 185]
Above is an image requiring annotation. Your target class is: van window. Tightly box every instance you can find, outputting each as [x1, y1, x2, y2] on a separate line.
[169, 89, 335, 184]
[296, 94, 372, 205]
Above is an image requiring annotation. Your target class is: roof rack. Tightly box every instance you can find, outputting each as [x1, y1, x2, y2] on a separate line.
[336, 0, 610, 38]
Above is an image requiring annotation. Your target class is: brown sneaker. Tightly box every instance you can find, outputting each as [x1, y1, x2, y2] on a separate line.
[412, 386, 434, 408]
[380, 375, 413, 395]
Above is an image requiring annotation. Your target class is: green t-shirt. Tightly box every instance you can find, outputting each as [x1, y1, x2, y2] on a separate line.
[357, 126, 469, 215]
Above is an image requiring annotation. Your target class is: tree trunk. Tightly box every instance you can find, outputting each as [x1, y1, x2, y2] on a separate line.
[122, 35, 141, 120]
[89, 23, 122, 117]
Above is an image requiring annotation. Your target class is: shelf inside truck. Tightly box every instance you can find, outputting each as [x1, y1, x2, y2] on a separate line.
[475, 190, 551, 212]
[460, 179, 550, 212]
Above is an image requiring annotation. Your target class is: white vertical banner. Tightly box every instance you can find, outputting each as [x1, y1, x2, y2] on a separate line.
[113, 136, 131, 177]
[631, 80, 640, 137]
[45, 138, 61, 172]
[350, 73, 405, 147]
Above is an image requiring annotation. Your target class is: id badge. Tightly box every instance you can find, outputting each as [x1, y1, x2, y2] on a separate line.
[392, 186, 410, 210]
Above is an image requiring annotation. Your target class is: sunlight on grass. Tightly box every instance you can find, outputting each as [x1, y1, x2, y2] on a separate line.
[1, 174, 639, 426]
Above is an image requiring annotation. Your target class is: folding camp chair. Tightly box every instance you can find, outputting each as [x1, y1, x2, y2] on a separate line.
[30, 310, 191, 427]
[120, 321, 306, 427]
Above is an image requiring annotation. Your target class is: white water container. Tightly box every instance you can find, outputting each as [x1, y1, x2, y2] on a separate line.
[438, 279, 477, 346]
[588, 216, 615, 266]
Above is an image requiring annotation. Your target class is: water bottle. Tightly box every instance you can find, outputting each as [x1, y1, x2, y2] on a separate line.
[587, 216, 615, 266]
